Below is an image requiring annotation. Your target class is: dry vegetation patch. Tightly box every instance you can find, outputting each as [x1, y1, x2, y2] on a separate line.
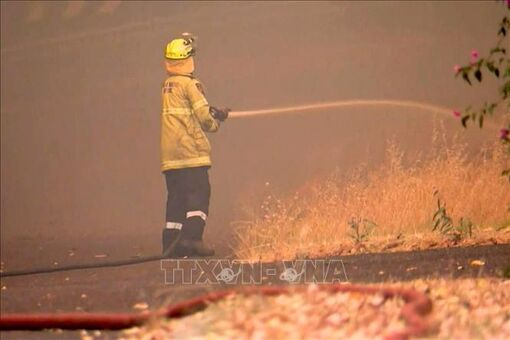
[234, 138, 510, 261]
[120, 278, 510, 340]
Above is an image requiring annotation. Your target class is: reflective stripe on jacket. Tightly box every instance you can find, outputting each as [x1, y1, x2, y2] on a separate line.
[160, 74, 219, 171]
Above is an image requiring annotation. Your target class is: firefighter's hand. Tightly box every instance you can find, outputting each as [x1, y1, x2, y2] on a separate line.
[210, 107, 230, 122]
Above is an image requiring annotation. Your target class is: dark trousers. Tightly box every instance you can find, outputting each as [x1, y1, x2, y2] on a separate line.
[164, 166, 211, 241]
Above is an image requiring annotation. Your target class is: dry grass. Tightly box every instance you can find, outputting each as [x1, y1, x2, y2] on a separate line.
[234, 134, 510, 261]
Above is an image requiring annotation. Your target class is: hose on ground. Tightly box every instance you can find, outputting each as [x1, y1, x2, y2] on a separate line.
[0, 283, 433, 340]
[0, 255, 163, 278]
[0, 234, 182, 278]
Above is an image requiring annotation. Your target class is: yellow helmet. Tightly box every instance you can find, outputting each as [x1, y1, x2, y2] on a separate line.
[165, 34, 196, 60]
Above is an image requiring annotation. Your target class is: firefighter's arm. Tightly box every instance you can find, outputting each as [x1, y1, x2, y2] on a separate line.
[186, 80, 219, 132]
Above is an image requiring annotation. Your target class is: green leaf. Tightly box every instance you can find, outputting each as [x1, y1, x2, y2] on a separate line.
[462, 71, 472, 85]
[490, 47, 503, 54]
[501, 80, 510, 98]
[433, 216, 441, 227]
[503, 64, 510, 77]
[486, 62, 501, 78]
[487, 102, 497, 115]
[461, 115, 470, 128]
[474, 69, 482, 82]
[502, 170, 510, 184]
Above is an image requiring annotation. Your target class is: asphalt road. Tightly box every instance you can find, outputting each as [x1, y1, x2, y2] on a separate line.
[1, 243, 509, 339]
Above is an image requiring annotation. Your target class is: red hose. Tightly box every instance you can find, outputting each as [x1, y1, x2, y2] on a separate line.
[0, 283, 432, 340]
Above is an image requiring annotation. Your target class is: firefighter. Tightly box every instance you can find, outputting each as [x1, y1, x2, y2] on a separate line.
[161, 34, 229, 257]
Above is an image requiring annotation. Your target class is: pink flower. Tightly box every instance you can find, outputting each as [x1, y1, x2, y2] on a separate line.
[500, 128, 509, 140]
[471, 50, 479, 63]
[507, 0, 510, 8]
[453, 65, 461, 74]
[453, 110, 461, 118]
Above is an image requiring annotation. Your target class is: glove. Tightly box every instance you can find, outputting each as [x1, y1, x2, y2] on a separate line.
[210, 106, 230, 122]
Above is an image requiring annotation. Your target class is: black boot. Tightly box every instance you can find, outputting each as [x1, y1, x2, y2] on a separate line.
[176, 240, 215, 257]
[177, 216, 215, 257]
[162, 229, 181, 257]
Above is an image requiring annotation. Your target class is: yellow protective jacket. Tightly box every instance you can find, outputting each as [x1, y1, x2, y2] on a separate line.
[160, 74, 220, 171]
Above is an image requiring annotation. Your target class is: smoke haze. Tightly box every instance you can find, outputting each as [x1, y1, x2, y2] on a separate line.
[0, 1, 505, 257]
